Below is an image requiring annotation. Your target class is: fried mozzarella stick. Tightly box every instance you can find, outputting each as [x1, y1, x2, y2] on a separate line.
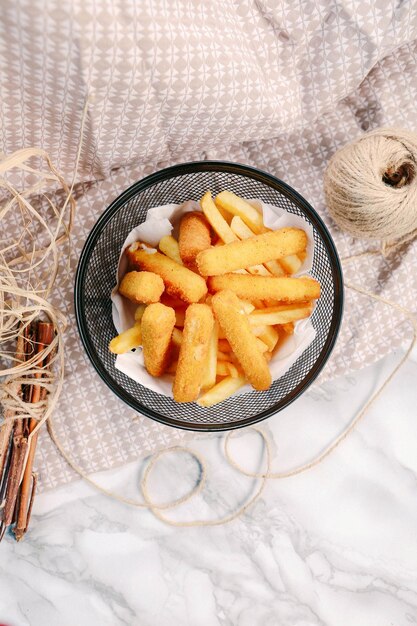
[179, 211, 211, 269]
[141, 303, 175, 377]
[196, 228, 307, 276]
[173, 304, 214, 402]
[209, 274, 321, 303]
[127, 243, 207, 303]
[119, 271, 164, 304]
[212, 290, 272, 391]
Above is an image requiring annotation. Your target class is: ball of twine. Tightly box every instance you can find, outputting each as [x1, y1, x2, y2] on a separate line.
[324, 127, 417, 246]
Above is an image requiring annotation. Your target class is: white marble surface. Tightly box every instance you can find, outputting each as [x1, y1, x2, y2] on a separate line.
[1, 344, 417, 626]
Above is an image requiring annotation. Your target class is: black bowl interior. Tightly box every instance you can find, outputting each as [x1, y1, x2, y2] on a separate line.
[75, 161, 343, 431]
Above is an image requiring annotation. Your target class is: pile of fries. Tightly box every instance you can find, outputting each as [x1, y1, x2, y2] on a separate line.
[109, 191, 321, 407]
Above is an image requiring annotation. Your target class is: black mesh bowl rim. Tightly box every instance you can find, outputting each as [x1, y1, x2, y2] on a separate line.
[74, 161, 344, 432]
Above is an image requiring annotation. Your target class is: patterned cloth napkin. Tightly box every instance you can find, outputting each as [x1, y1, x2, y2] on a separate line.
[1, 1, 416, 489]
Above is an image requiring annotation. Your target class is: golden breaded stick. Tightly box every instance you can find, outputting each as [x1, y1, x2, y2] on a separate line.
[119, 271, 164, 304]
[230, 216, 273, 276]
[141, 303, 175, 377]
[200, 191, 238, 244]
[173, 304, 214, 402]
[109, 324, 142, 354]
[208, 274, 320, 303]
[230, 217, 285, 276]
[179, 211, 211, 269]
[127, 244, 207, 303]
[201, 321, 219, 391]
[215, 191, 267, 234]
[231, 217, 305, 276]
[211, 290, 271, 391]
[159, 235, 183, 265]
[196, 228, 307, 276]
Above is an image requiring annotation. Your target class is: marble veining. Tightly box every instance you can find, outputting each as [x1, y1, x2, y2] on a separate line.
[0, 345, 416, 626]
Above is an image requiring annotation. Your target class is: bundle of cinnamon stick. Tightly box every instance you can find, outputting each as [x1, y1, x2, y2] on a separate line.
[0, 319, 55, 541]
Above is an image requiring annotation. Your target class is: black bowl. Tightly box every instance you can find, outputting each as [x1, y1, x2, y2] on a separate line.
[75, 161, 343, 431]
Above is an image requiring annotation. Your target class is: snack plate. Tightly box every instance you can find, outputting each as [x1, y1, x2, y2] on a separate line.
[74, 161, 343, 432]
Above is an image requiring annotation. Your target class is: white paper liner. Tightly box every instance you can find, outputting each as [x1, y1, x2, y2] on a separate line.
[111, 199, 316, 400]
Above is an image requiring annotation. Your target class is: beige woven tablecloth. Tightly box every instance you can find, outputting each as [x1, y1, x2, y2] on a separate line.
[1, 1, 416, 490]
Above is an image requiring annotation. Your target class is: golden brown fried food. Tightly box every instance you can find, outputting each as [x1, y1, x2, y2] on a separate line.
[119, 271, 164, 304]
[179, 211, 211, 269]
[215, 191, 266, 234]
[126, 244, 207, 303]
[196, 228, 307, 276]
[173, 304, 214, 402]
[109, 324, 142, 354]
[141, 303, 175, 377]
[211, 290, 272, 391]
[208, 274, 320, 303]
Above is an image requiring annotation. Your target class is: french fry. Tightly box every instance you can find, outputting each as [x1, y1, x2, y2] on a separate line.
[216, 361, 241, 378]
[215, 191, 267, 234]
[218, 338, 231, 352]
[216, 204, 233, 223]
[264, 259, 285, 276]
[216, 361, 231, 377]
[171, 327, 183, 347]
[279, 254, 303, 275]
[226, 362, 241, 378]
[200, 191, 238, 244]
[240, 300, 255, 314]
[255, 338, 269, 353]
[208, 274, 320, 303]
[247, 264, 271, 276]
[217, 350, 232, 361]
[197, 228, 307, 276]
[249, 303, 312, 326]
[159, 235, 183, 265]
[258, 326, 279, 351]
[282, 322, 295, 335]
[201, 321, 219, 391]
[230, 215, 258, 239]
[197, 375, 247, 407]
[250, 325, 268, 337]
[134, 304, 147, 323]
[109, 324, 142, 354]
